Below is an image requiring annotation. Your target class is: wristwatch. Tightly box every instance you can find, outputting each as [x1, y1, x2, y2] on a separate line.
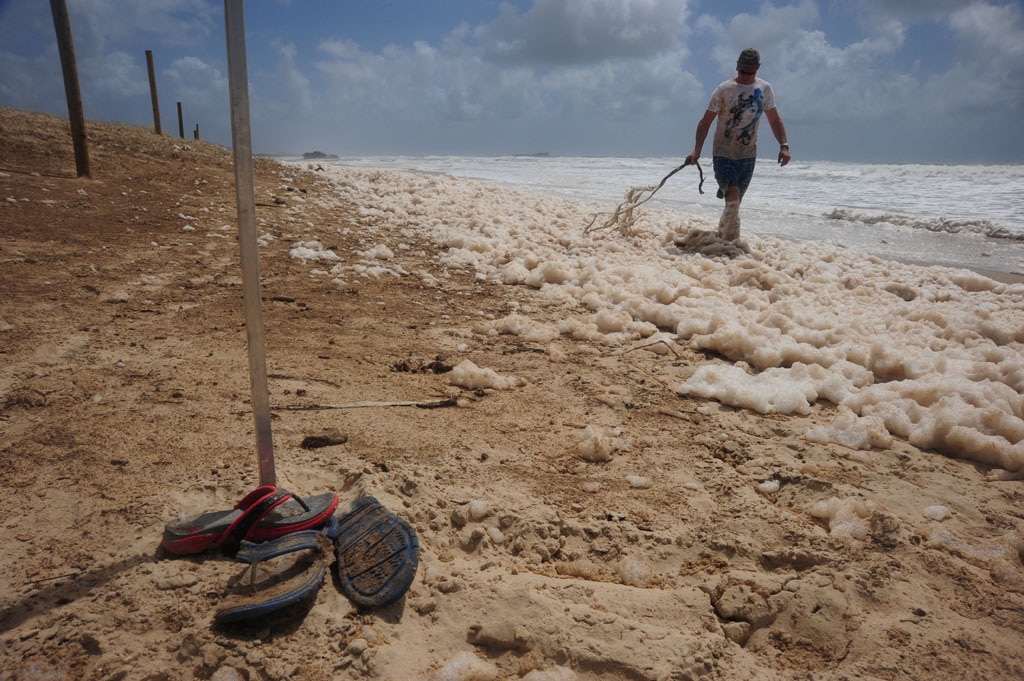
[780, 143, 789, 149]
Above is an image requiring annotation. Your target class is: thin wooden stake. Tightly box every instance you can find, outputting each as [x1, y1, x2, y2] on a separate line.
[146, 50, 161, 134]
[224, 0, 275, 486]
[48, 0, 90, 178]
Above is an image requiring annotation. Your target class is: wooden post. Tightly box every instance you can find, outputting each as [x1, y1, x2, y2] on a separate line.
[224, 0, 276, 486]
[193, 124, 200, 140]
[146, 50, 161, 134]
[176, 101, 184, 138]
[48, 0, 90, 178]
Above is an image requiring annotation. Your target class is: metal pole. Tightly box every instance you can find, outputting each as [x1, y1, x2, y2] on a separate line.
[146, 50, 161, 134]
[48, 0, 90, 178]
[224, 0, 276, 486]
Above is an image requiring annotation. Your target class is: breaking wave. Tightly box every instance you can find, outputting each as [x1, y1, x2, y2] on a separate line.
[824, 208, 1024, 241]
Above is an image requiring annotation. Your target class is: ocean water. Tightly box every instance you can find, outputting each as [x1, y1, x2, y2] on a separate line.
[307, 155, 1024, 277]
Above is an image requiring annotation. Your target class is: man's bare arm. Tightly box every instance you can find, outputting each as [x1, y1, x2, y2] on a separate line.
[686, 110, 718, 165]
[765, 108, 790, 166]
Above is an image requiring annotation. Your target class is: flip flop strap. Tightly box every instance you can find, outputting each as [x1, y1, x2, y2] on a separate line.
[290, 492, 312, 513]
[223, 489, 291, 554]
[236, 529, 328, 586]
[237, 529, 326, 564]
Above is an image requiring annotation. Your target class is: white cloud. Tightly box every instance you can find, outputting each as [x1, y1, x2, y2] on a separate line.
[313, 40, 420, 112]
[87, 51, 150, 98]
[769, 27, 916, 121]
[304, 0, 702, 144]
[165, 56, 227, 106]
[720, 0, 821, 59]
[317, 39, 363, 61]
[479, 0, 692, 65]
[948, 2, 1024, 79]
[856, 0, 978, 21]
[920, 2, 1024, 114]
[71, 0, 218, 50]
[268, 42, 314, 113]
[691, 3, 912, 123]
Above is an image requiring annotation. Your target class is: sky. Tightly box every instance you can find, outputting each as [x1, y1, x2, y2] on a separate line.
[1, 0, 1023, 162]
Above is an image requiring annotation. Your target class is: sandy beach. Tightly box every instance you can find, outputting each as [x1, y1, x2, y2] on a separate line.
[1, 107, 1022, 681]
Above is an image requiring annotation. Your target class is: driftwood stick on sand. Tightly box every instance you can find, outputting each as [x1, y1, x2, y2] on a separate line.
[277, 396, 459, 411]
[620, 339, 683, 358]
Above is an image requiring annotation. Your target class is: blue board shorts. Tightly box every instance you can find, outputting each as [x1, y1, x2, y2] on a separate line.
[713, 156, 757, 199]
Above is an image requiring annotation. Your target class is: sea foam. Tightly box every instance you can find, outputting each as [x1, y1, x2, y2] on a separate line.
[295, 163, 1024, 474]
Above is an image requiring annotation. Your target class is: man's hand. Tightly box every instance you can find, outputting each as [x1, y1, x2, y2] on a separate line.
[777, 147, 791, 166]
[684, 153, 699, 166]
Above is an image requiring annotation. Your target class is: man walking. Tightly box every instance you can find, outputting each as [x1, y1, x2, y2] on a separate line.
[685, 48, 790, 241]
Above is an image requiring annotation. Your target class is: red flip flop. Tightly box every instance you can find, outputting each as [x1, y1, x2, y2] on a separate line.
[162, 486, 339, 556]
[249, 489, 339, 543]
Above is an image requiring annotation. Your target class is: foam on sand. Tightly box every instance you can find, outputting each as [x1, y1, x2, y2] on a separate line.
[291, 163, 1024, 474]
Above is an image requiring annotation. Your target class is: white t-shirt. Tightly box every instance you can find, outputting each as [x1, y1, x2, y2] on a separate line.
[707, 77, 776, 160]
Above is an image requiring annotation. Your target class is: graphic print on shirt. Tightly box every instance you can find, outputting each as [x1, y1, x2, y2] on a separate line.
[724, 89, 764, 148]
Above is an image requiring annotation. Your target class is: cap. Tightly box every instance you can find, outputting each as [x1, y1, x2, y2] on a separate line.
[737, 48, 760, 68]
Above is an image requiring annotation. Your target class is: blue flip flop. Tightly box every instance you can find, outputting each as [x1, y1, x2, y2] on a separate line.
[333, 496, 419, 608]
[214, 518, 337, 625]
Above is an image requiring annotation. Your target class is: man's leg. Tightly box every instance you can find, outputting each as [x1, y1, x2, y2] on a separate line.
[718, 186, 741, 240]
[713, 157, 742, 241]
[713, 157, 755, 241]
